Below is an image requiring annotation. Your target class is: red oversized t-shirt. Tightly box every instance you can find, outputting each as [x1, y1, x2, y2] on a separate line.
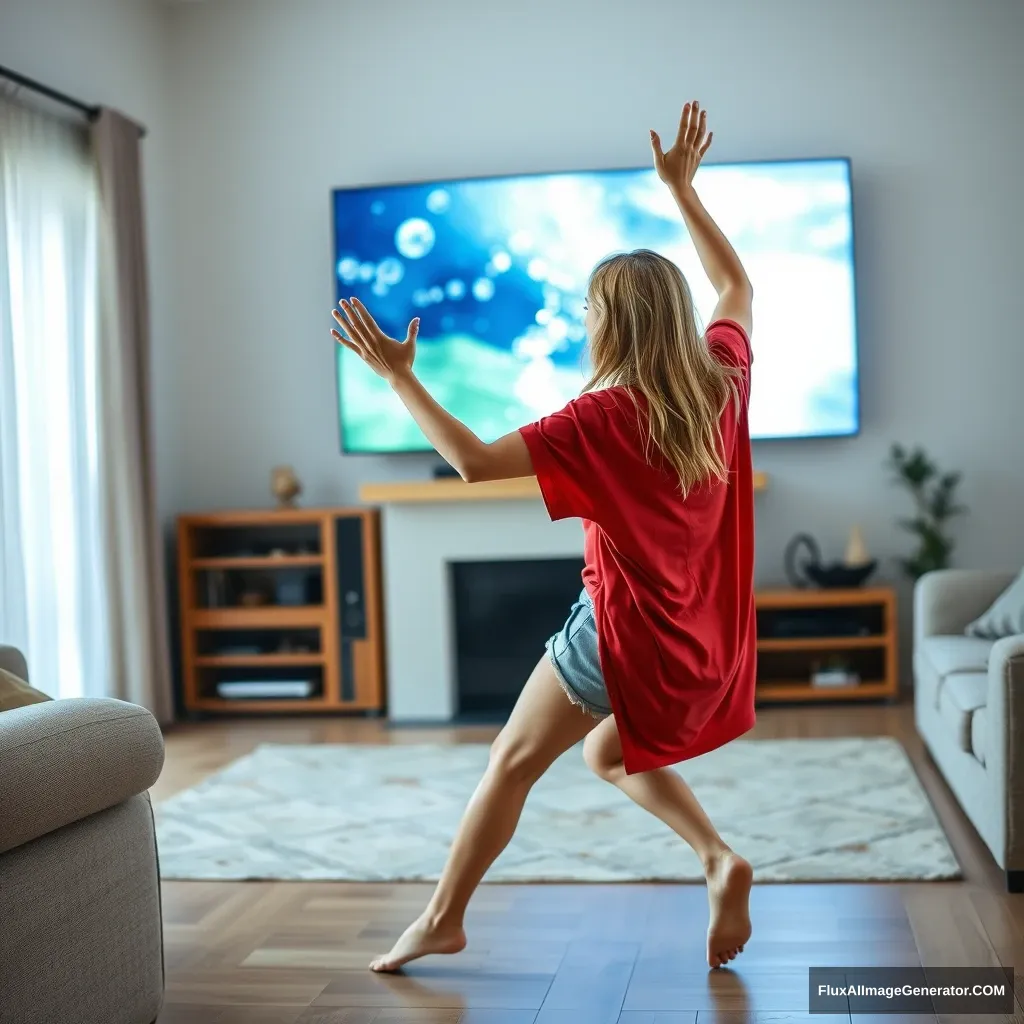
[519, 319, 757, 775]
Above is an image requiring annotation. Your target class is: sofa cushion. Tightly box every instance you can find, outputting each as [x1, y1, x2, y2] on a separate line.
[966, 568, 1024, 639]
[0, 667, 51, 712]
[937, 671, 987, 753]
[971, 704, 988, 766]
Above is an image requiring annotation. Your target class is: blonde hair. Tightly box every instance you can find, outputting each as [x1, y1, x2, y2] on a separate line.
[584, 249, 743, 496]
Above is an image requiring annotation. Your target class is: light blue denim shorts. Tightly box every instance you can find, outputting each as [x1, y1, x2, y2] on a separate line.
[545, 588, 613, 718]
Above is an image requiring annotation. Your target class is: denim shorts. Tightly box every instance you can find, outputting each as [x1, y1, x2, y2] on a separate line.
[545, 588, 613, 718]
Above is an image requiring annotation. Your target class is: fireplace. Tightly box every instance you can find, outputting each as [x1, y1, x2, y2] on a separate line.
[451, 557, 586, 717]
[373, 496, 585, 722]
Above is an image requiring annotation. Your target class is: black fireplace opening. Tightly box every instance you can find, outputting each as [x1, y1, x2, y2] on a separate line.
[451, 557, 586, 719]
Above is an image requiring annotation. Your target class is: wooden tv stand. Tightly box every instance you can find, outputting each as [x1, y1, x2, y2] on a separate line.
[755, 587, 898, 703]
[176, 508, 383, 715]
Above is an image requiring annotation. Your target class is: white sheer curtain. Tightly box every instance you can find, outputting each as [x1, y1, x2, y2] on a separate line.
[0, 93, 109, 697]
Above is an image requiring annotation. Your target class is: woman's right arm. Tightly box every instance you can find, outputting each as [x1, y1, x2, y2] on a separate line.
[651, 101, 753, 334]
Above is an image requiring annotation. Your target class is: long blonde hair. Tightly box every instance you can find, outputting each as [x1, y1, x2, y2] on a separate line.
[583, 249, 743, 496]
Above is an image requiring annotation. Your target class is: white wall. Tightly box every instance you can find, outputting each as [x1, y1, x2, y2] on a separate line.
[0, 0, 178, 519]
[162, 0, 1024, 591]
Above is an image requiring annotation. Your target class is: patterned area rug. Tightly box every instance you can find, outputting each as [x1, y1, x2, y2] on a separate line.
[155, 738, 960, 882]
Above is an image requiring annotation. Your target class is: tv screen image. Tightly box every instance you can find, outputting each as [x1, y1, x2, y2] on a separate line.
[332, 158, 858, 453]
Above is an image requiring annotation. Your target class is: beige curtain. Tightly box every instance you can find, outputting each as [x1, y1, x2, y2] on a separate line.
[92, 108, 172, 723]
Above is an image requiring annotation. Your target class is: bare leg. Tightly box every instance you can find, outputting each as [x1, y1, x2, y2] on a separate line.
[583, 717, 752, 969]
[369, 656, 598, 972]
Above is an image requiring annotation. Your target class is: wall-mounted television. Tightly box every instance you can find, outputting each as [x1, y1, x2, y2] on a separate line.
[332, 158, 858, 453]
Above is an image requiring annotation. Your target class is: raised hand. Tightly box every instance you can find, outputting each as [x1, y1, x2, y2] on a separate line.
[651, 100, 713, 195]
[332, 298, 419, 383]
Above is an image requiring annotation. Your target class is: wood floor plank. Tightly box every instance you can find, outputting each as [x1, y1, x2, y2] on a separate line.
[968, 886, 1024, 1013]
[538, 939, 638, 1020]
[156, 1007, 224, 1024]
[163, 975, 334, 1009]
[313, 967, 554, 1010]
[295, 1011, 380, 1024]
[901, 886, 1019, 1023]
[849, 1014, 936, 1024]
[534, 1012, 617, 1024]
[699, 1014, 850, 1023]
[214, 1008, 311, 1024]
[623, 967, 812, 1014]
[457, 1013, 540, 1023]
[616, 1012, 698, 1023]
[372, 1012, 462, 1023]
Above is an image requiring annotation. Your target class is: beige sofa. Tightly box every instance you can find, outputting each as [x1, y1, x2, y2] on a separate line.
[0, 645, 166, 1024]
[914, 571, 1024, 890]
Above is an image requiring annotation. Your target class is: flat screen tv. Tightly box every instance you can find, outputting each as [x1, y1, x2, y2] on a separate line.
[332, 158, 858, 453]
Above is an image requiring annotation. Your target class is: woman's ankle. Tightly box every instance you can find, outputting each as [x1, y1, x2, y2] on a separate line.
[700, 843, 734, 873]
[421, 903, 465, 933]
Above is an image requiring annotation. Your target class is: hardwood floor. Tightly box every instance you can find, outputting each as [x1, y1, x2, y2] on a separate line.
[155, 704, 1024, 1023]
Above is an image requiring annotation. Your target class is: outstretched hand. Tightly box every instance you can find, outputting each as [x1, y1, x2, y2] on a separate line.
[651, 100, 713, 195]
[332, 298, 419, 383]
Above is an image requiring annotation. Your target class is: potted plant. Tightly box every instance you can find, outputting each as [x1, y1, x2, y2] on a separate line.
[887, 444, 967, 580]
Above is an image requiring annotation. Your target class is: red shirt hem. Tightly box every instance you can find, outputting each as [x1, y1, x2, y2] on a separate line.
[620, 710, 757, 775]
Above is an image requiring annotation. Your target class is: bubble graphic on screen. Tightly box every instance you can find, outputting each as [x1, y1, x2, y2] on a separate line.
[412, 289, 431, 308]
[337, 257, 360, 283]
[446, 279, 466, 300]
[426, 189, 451, 213]
[371, 281, 388, 297]
[527, 258, 549, 281]
[567, 323, 586, 342]
[509, 231, 533, 254]
[535, 309, 553, 326]
[472, 277, 495, 301]
[395, 218, 436, 259]
[490, 250, 512, 272]
[376, 257, 404, 287]
[428, 286, 444, 303]
[547, 317, 569, 343]
[359, 262, 376, 282]
[370, 201, 385, 215]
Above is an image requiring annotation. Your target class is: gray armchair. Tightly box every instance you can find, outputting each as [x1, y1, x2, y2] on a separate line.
[913, 571, 1024, 890]
[0, 646, 166, 1024]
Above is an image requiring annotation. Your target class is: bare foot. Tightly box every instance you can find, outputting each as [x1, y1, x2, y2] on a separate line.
[705, 850, 753, 969]
[369, 914, 467, 973]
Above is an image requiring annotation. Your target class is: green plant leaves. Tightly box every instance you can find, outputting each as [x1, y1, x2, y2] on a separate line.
[888, 444, 965, 580]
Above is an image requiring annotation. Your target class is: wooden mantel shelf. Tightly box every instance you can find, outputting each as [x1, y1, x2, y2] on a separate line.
[360, 471, 768, 505]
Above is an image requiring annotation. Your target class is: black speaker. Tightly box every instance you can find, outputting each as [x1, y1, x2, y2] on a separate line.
[335, 515, 367, 640]
[334, 515, 366, 703]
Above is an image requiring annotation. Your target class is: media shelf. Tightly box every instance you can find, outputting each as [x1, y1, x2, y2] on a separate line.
[176, 508, 383, 715]
[754, 587, 898, 703]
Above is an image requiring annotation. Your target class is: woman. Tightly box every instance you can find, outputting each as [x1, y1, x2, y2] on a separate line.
[331, 100, 756, 973]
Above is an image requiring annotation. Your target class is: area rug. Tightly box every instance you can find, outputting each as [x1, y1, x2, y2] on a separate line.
[155, 737, 960, 882]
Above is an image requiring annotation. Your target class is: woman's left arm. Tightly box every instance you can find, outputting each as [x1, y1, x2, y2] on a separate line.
[332, 298, 534, 483]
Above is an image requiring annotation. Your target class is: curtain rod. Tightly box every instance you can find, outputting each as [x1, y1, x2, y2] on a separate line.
[0, 62, 101, 122]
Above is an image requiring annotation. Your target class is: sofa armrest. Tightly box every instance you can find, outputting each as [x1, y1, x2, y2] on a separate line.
[914, 569, 1016, 642]
[0, 697, 164, 855]
[0, 645, 29, 682]
[986, 635, 1024, 869]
